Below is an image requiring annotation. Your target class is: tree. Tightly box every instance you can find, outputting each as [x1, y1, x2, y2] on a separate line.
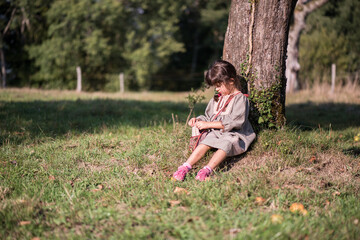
[0, 0, 32, 88]
[299, 0, 360, 87]
[27, 0, 185, 90]
[121, 0, 185, 90]
[223, 0, 297, 128]
[286, 0, 328, 93]
[27, 0, 125, 89]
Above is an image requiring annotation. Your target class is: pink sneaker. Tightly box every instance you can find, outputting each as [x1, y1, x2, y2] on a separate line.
[195, 168, 211, 181]
[173, 166, 190, 181]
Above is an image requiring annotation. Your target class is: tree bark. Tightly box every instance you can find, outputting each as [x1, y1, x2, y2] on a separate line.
[0, 46, 6, 88]
[223, 0, 297, 128]
[286, 0, 328, 93]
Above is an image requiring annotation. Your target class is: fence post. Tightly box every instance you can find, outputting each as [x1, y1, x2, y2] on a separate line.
[76, 66, 82, 92]
[119, 72, 124, 93]
[330, 63, 336, 94]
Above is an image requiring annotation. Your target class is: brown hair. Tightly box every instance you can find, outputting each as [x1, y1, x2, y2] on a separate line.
[205, 60, 237, 86]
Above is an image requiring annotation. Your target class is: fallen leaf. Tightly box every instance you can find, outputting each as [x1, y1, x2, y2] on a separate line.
[271, 214, 284, 224]
[301, 209, 308, 216]
[255, 197, 266, 205]
[178, 206, 189, 212]
[48, 175, 55, 181]
[332, 191, 341, 196]
[174, 187, 189, 195]
[19, 221, 31, 226]
[309, 155, 317, 163]
[289, 203, 305, 213]
[170, 177, 177, 182]
[169, 200, 181, 207]
[229, 228, 241, 235]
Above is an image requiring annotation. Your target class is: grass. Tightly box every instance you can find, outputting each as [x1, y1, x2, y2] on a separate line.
[0, 86, 359, 239]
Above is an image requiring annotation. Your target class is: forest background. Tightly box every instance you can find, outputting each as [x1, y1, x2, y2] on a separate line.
[0, 0, 359, 92]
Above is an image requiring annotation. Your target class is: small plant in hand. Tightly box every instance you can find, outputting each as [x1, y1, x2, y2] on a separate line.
[185, 84, 206, 125]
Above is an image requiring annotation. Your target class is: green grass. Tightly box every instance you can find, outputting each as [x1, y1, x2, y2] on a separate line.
[0, 87, 359, 239]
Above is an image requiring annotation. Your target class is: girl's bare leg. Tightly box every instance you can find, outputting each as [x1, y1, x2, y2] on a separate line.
[185, 144, 211, 166]
[206, 149, 227, 170]
[194, 149, 227, 181]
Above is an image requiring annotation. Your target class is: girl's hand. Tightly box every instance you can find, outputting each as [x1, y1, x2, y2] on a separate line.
[188, 118, 197, 127]
[195, 121, 209, 130]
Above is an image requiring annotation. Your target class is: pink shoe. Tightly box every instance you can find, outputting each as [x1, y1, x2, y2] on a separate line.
[195, 168, 211, 181]
[173, 166, 190, 181]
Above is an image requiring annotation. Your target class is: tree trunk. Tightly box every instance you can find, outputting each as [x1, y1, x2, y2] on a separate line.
[0, 47, 6, 88]
[286, 0, 329, 93]
[223, 0, 297, 128]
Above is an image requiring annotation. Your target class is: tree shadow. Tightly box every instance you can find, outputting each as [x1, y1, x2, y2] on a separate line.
[218, 153, 248, 172]
[218, 101, 360, 172]
[0, 98, 207, 145]
[285, 101, 360, 131]
[343, 147, 360, 158]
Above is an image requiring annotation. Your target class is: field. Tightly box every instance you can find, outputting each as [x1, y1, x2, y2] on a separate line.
[1, 86, 360, 239]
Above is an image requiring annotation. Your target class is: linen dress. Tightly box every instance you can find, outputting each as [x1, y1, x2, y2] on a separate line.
[195, 93, 256, 157]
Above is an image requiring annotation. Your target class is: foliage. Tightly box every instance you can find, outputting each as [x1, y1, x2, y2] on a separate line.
[27, 0, 126, 90]
[0, 88, 359, 239]
[1, 0, 359, 91]
[122, 0, 185, 90]
[299, 0, 360, 87]
[0, 0, 51, 86]
[25, 0, 187, 90]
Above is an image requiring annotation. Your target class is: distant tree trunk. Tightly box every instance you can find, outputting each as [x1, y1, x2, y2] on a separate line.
[0, 47, 6, 88]
[286, 0, 328, 93]
[76, 66, 82, 92]
[223, 0, 297, 128]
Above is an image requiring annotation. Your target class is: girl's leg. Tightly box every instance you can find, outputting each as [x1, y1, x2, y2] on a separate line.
[173, 144, 210, 181]
[185, 144, 211, 166]
[206, 149, 227, 170]
[196, 149, 227, 181]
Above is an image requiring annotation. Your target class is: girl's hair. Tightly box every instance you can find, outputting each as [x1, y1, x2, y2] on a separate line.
[205, 60, 237, 86]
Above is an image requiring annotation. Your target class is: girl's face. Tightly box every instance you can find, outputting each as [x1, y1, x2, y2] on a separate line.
[215, 81, 234, 96]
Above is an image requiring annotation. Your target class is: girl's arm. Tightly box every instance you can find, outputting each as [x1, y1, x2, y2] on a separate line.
[195, 121, 224, 130]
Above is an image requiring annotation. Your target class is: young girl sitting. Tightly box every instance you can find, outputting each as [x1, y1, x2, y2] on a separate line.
[173, 60, 256, 181]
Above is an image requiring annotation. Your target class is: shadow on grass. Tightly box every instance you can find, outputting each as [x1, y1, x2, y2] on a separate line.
[0, 98, 206, 145]
[286, 101, 360, 131]
[343, 147, 360, 158]
[220, 101, 360, 171]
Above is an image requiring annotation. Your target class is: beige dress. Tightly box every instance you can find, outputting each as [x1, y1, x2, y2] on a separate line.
[195, 93, 256, 156]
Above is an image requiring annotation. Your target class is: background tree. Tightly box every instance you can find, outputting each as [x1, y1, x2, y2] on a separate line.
[223, 0, 297, 129]
[121, 0, 185, 90]
[286, 0, 328, 93]
[299, 0, 360, 87]
[0, 0, 50, 88]
[152, 0, 230, 91]
[27, 0, 125, 90]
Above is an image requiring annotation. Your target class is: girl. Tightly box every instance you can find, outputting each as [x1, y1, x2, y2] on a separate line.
[173, 60, 256, 181]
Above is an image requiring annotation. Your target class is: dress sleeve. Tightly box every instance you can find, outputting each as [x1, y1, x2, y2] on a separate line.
[220, 95, 248, 132]
[196, 98, 214, 122]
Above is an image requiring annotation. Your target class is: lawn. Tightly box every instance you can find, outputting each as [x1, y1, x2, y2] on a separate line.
[1, 87, 359, 239]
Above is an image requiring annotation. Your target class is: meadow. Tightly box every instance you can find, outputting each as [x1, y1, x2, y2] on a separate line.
[0, 86, 359, 239]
